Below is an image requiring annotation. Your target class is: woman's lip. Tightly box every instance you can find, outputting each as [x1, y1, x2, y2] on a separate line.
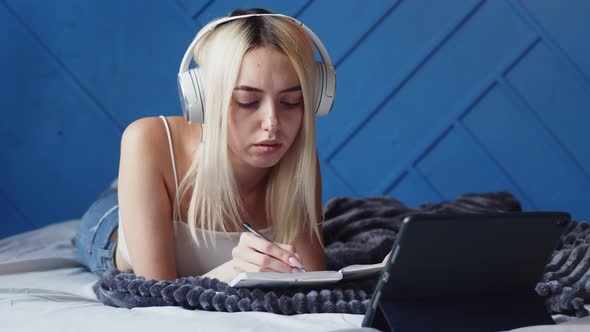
[254, 143, 282, 153]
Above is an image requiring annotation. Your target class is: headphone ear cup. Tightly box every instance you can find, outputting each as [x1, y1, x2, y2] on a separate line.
[314, 62, 335, 116]
[177, 68, 205, 124]
[313, 62, 325, 115]
[190, 68, 206, 124]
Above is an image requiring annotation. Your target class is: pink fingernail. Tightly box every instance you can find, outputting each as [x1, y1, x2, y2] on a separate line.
[288, 256, 303, 268]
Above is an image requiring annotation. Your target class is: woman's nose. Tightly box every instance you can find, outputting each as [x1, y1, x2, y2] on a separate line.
[261, 103, 279, 132]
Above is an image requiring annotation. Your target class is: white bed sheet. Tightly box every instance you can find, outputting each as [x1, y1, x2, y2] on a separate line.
[1, 220, 589, 332]
[0, 220, 369, 332]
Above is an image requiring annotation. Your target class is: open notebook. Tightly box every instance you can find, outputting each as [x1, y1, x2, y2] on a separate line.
[229, 261, 385, 288]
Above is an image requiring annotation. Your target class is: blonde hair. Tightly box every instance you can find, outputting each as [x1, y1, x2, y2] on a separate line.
[175, 13, 322, 247]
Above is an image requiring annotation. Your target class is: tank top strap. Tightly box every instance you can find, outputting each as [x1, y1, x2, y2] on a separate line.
[158, 115, 182, 223]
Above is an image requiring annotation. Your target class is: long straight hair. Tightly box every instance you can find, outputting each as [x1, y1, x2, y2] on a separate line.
[175, 10, 322, 247]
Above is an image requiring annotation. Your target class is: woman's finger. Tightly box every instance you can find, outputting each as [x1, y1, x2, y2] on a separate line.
[274, 243, 304, 267]
[234, 245, 294, 273]
[239, 233, 303, 269]
[233, 258, 276, 273]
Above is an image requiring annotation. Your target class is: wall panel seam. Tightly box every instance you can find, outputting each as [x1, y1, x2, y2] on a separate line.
[506, 0, 590, 95]
[326, 0, 485, 162]
[323, 161, 360, 197]
[409, 166, 446, 201]
[190, 0, 214, 23]
[333, 0, 403, 69]
[0, 0, 124, 133]
[293, 0, 316, 18]
[377, 35, 538, 197]
[171, 0, 204, 29]
[455, 122, 538, 209]
[497, 77, 590, 182]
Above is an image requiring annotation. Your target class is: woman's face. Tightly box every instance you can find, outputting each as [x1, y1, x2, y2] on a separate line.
[228, 46, 304, 171]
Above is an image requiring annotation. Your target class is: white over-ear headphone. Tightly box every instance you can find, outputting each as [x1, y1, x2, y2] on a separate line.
[177, 13, 336, 124]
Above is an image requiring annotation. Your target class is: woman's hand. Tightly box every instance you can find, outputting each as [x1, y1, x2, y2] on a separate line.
[230, 232, 304, 274]
[202, 233, 305, 283]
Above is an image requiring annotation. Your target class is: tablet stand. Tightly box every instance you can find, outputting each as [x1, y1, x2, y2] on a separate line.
[367, 292, 554, 332]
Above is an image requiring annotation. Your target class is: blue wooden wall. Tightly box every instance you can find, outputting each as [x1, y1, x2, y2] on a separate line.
[1, 0, 589, 239]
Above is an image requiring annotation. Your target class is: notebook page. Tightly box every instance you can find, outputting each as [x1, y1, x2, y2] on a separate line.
[229, 271, 342, 288]
[340, 262, 385, 280]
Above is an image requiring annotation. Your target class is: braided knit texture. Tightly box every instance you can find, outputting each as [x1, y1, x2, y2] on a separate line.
[94, 270, 371, 314]
[535, 221, 590, 317]
[94, 192, 589, 316]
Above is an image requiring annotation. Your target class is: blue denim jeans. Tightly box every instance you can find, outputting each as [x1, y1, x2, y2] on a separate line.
[75, 188, 119, 276]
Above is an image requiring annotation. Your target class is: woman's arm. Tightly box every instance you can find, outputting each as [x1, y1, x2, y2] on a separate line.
[117, 118, 177, 280]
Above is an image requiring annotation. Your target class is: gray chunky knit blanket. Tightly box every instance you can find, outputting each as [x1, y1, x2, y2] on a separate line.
[94, 192, 590, 317]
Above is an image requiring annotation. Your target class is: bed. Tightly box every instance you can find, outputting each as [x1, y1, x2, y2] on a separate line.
[1, 219, 589, 332]
[0, 220, 372, 332]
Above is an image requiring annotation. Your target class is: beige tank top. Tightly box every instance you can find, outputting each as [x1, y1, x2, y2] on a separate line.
[117, 115, 274, 277]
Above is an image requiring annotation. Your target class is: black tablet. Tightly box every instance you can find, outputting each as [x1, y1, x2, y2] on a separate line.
[362, 211, 571, 332]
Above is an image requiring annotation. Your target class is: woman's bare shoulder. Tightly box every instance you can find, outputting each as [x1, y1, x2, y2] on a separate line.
[120, 116, 201, 211]
[120, 117, 169, 166]
[122, 116, 168, 141]
[121, 116, 200, 160]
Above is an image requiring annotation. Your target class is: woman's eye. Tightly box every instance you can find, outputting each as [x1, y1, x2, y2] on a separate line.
[281, 101, 302, 108]
[237, 101, 259, 108]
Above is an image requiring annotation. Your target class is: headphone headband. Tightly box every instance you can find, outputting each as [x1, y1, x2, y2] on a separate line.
[177, 12, 336, 124]
[178, 13, 334, 74]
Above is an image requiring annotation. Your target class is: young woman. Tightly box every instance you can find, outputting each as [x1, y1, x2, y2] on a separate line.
[75, 8, 331, 283]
